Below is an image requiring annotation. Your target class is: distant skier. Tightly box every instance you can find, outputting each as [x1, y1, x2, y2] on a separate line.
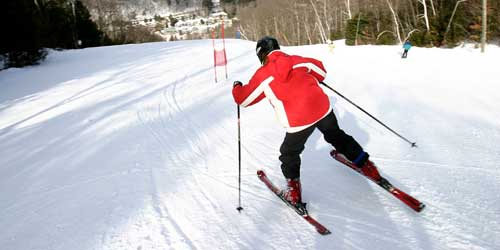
[235, 27, 241, 39]
[327, 39, 335, 53]
[402, 40, 412, 58]
[232, 36, 381, 206]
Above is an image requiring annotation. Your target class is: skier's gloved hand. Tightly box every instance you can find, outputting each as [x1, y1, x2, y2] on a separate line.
[233, 81, 243, 87]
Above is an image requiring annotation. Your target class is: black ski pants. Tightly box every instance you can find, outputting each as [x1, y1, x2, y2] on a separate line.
[279, 110, 366, 179]
[402, 49, 409, 58]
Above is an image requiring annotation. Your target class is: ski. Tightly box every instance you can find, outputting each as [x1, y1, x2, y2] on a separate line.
[257, 170, 331, 235]
[330, 150, 425, 212]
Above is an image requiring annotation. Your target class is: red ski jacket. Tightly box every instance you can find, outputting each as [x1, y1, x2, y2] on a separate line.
[232, 50, 330, 133]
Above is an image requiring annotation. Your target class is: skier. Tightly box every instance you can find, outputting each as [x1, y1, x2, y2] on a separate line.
[232, 36, 381, 206]
[402, 40, 412, 58]
[327, 39, 335, 53]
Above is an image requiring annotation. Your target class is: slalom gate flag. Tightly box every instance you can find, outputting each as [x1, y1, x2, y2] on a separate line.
[214, 48, 227, 66]
[212, 17, 228, 82]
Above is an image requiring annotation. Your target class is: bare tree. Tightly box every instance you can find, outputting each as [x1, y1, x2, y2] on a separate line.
[443, 0, 467, 43]
[418, 0, 431, 32]
[294, 2, 300, 45]
[345, 0, 353, 19]
[233, 0, 494, 47]
[429, 0, 436, 16]
[323, 0, 331, 39]
[304, 14, 313, 44]
[386, 0, 402, 43]
[309, 0, 327, 43]
[481, 0, 487, 52]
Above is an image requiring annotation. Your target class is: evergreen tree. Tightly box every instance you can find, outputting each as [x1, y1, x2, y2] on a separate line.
[345, 14, 370, 46]
[74, 0, 106, 47]
[0, 0, 106, 69]
[0, 0, 47, 68]
[42, 0, 75, 49]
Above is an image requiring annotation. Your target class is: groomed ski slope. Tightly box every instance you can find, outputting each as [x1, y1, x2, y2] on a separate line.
[0, 39, 499, 250]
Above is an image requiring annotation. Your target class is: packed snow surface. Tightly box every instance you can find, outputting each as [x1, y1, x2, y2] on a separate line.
[1, 39, 499, 250]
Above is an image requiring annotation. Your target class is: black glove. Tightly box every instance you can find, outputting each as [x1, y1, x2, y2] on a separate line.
[233, 81, 243, 87]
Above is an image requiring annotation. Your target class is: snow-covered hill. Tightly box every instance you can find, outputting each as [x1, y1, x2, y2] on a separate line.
[1, 40, 499, 250]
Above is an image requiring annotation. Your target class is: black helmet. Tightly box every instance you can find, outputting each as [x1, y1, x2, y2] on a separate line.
[256, 36, 280, 64]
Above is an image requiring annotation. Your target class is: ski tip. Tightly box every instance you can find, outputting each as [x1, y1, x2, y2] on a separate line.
[416, 203, 426, 213]
[319, 229, 332, 235]
[256, 170, 265, 177]
[329, 149, 337, 156]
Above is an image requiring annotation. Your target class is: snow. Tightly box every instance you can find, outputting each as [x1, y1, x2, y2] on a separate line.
[1, 39, 500, 250]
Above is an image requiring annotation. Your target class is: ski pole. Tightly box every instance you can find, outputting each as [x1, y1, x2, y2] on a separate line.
[320, 81, 417, 147]
[236, 104, 244, 212]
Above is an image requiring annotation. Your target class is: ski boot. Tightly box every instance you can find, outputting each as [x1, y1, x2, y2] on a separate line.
[352, 152, 382, 181]
[359, 160, 382, 181]
[282, 178, 302, 205]
[281, 178, 308, 215]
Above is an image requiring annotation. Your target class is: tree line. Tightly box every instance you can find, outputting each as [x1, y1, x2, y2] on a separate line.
[237, 0, 499, 47]
[2, 0, 498, 69]
[0, 0, 112, 68]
